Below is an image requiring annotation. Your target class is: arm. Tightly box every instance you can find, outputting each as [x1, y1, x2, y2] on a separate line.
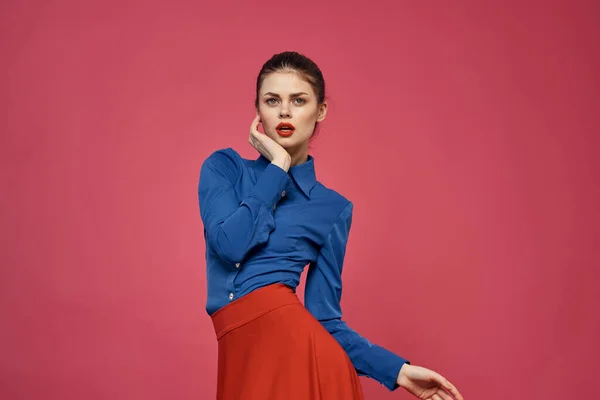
[198, 149, 289, 264]
[304, 202, 410, 391]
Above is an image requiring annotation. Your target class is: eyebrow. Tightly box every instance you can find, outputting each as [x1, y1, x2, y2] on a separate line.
[263, 92, 308, 98]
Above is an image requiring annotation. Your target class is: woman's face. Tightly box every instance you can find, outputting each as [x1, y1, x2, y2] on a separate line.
[257, 71, 327, 150]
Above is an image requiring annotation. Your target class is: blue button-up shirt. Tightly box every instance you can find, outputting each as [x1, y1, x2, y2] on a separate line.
[198, 147, 409, 391]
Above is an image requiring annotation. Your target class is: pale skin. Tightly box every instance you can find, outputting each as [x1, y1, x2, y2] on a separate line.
[249, 71, 464, 400]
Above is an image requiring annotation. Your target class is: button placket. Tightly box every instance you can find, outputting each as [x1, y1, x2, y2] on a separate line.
[273, 189, 286, 211]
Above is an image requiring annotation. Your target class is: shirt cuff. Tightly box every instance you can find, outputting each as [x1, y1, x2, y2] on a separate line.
[246, 163, 289, 210]
[367, 345, 410, 391]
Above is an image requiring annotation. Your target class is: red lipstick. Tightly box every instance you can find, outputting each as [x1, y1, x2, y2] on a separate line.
[276, 122, 295, 137]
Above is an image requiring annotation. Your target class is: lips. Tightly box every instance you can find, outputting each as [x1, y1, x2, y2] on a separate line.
[276, 122, 295, 137]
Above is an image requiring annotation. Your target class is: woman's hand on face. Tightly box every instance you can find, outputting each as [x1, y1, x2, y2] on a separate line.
[397, 364, 464, 400]
[249, 114, 291, 172]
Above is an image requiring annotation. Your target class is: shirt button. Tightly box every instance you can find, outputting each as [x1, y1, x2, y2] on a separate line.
[272, 204, 276, 210]
[235, 263, 240, 268]
[281, 190, 286, 197]
[228, 292, 234, 300]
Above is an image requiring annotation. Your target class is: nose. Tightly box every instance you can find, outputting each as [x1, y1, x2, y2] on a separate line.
[279, 104, 291, 118]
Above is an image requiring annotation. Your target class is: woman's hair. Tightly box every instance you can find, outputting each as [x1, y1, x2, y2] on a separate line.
[255, 51, 326, 107]
[255, 51, 326, 140]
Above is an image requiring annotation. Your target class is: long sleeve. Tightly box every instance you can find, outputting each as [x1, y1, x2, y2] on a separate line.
[198, 149, 289, 264]
[304, 202, 410, 391]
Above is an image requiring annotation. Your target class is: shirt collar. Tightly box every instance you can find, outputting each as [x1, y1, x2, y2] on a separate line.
[255, 154, 317, 198]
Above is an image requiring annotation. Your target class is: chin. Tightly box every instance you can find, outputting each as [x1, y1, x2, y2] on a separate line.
[268, 133, 295, 146]
[276, 138, 298, 149]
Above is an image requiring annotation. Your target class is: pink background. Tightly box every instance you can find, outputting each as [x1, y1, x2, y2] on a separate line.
[2, 1, 599, 399]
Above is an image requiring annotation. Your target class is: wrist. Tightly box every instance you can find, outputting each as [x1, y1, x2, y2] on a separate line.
[396, 363, 410, 388]
[271, 156, 291, 172]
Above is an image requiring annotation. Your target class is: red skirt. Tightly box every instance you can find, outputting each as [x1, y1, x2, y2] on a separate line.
[210, 283, 364, 399]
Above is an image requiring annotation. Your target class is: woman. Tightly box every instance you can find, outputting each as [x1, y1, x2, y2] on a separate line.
[198, 51, 463, 400]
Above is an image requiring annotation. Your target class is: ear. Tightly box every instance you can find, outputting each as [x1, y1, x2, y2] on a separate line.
[316, 101, 328, 122]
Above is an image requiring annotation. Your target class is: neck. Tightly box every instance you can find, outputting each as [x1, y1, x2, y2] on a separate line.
[287, 141, 310, 167]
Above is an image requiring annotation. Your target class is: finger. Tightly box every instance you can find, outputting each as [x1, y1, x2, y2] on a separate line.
[249, 129, 260, 147]
[441, 379, 463, 400]
[437, 389, 454, 400]
[429, 373, 461, 400]
[249, 125, 264, 143]
[432, 394, 444, 400]
[250, 114, 261, 134]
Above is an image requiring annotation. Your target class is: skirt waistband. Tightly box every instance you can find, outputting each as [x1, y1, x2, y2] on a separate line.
[210, 284, 300, 340]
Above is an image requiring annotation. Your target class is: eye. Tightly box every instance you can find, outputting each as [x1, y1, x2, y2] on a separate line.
[265, 98, 279, 106]
[293, 98, 306, 105]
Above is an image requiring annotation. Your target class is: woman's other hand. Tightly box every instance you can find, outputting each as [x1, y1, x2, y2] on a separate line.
[397, 364, 464, 400]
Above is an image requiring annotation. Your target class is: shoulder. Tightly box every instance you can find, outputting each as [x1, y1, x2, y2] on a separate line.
[201, 147, 247, 173]
[200, 147, 245, 183]
[202, 147, 243, 168]
[313, 181, 353, 221]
